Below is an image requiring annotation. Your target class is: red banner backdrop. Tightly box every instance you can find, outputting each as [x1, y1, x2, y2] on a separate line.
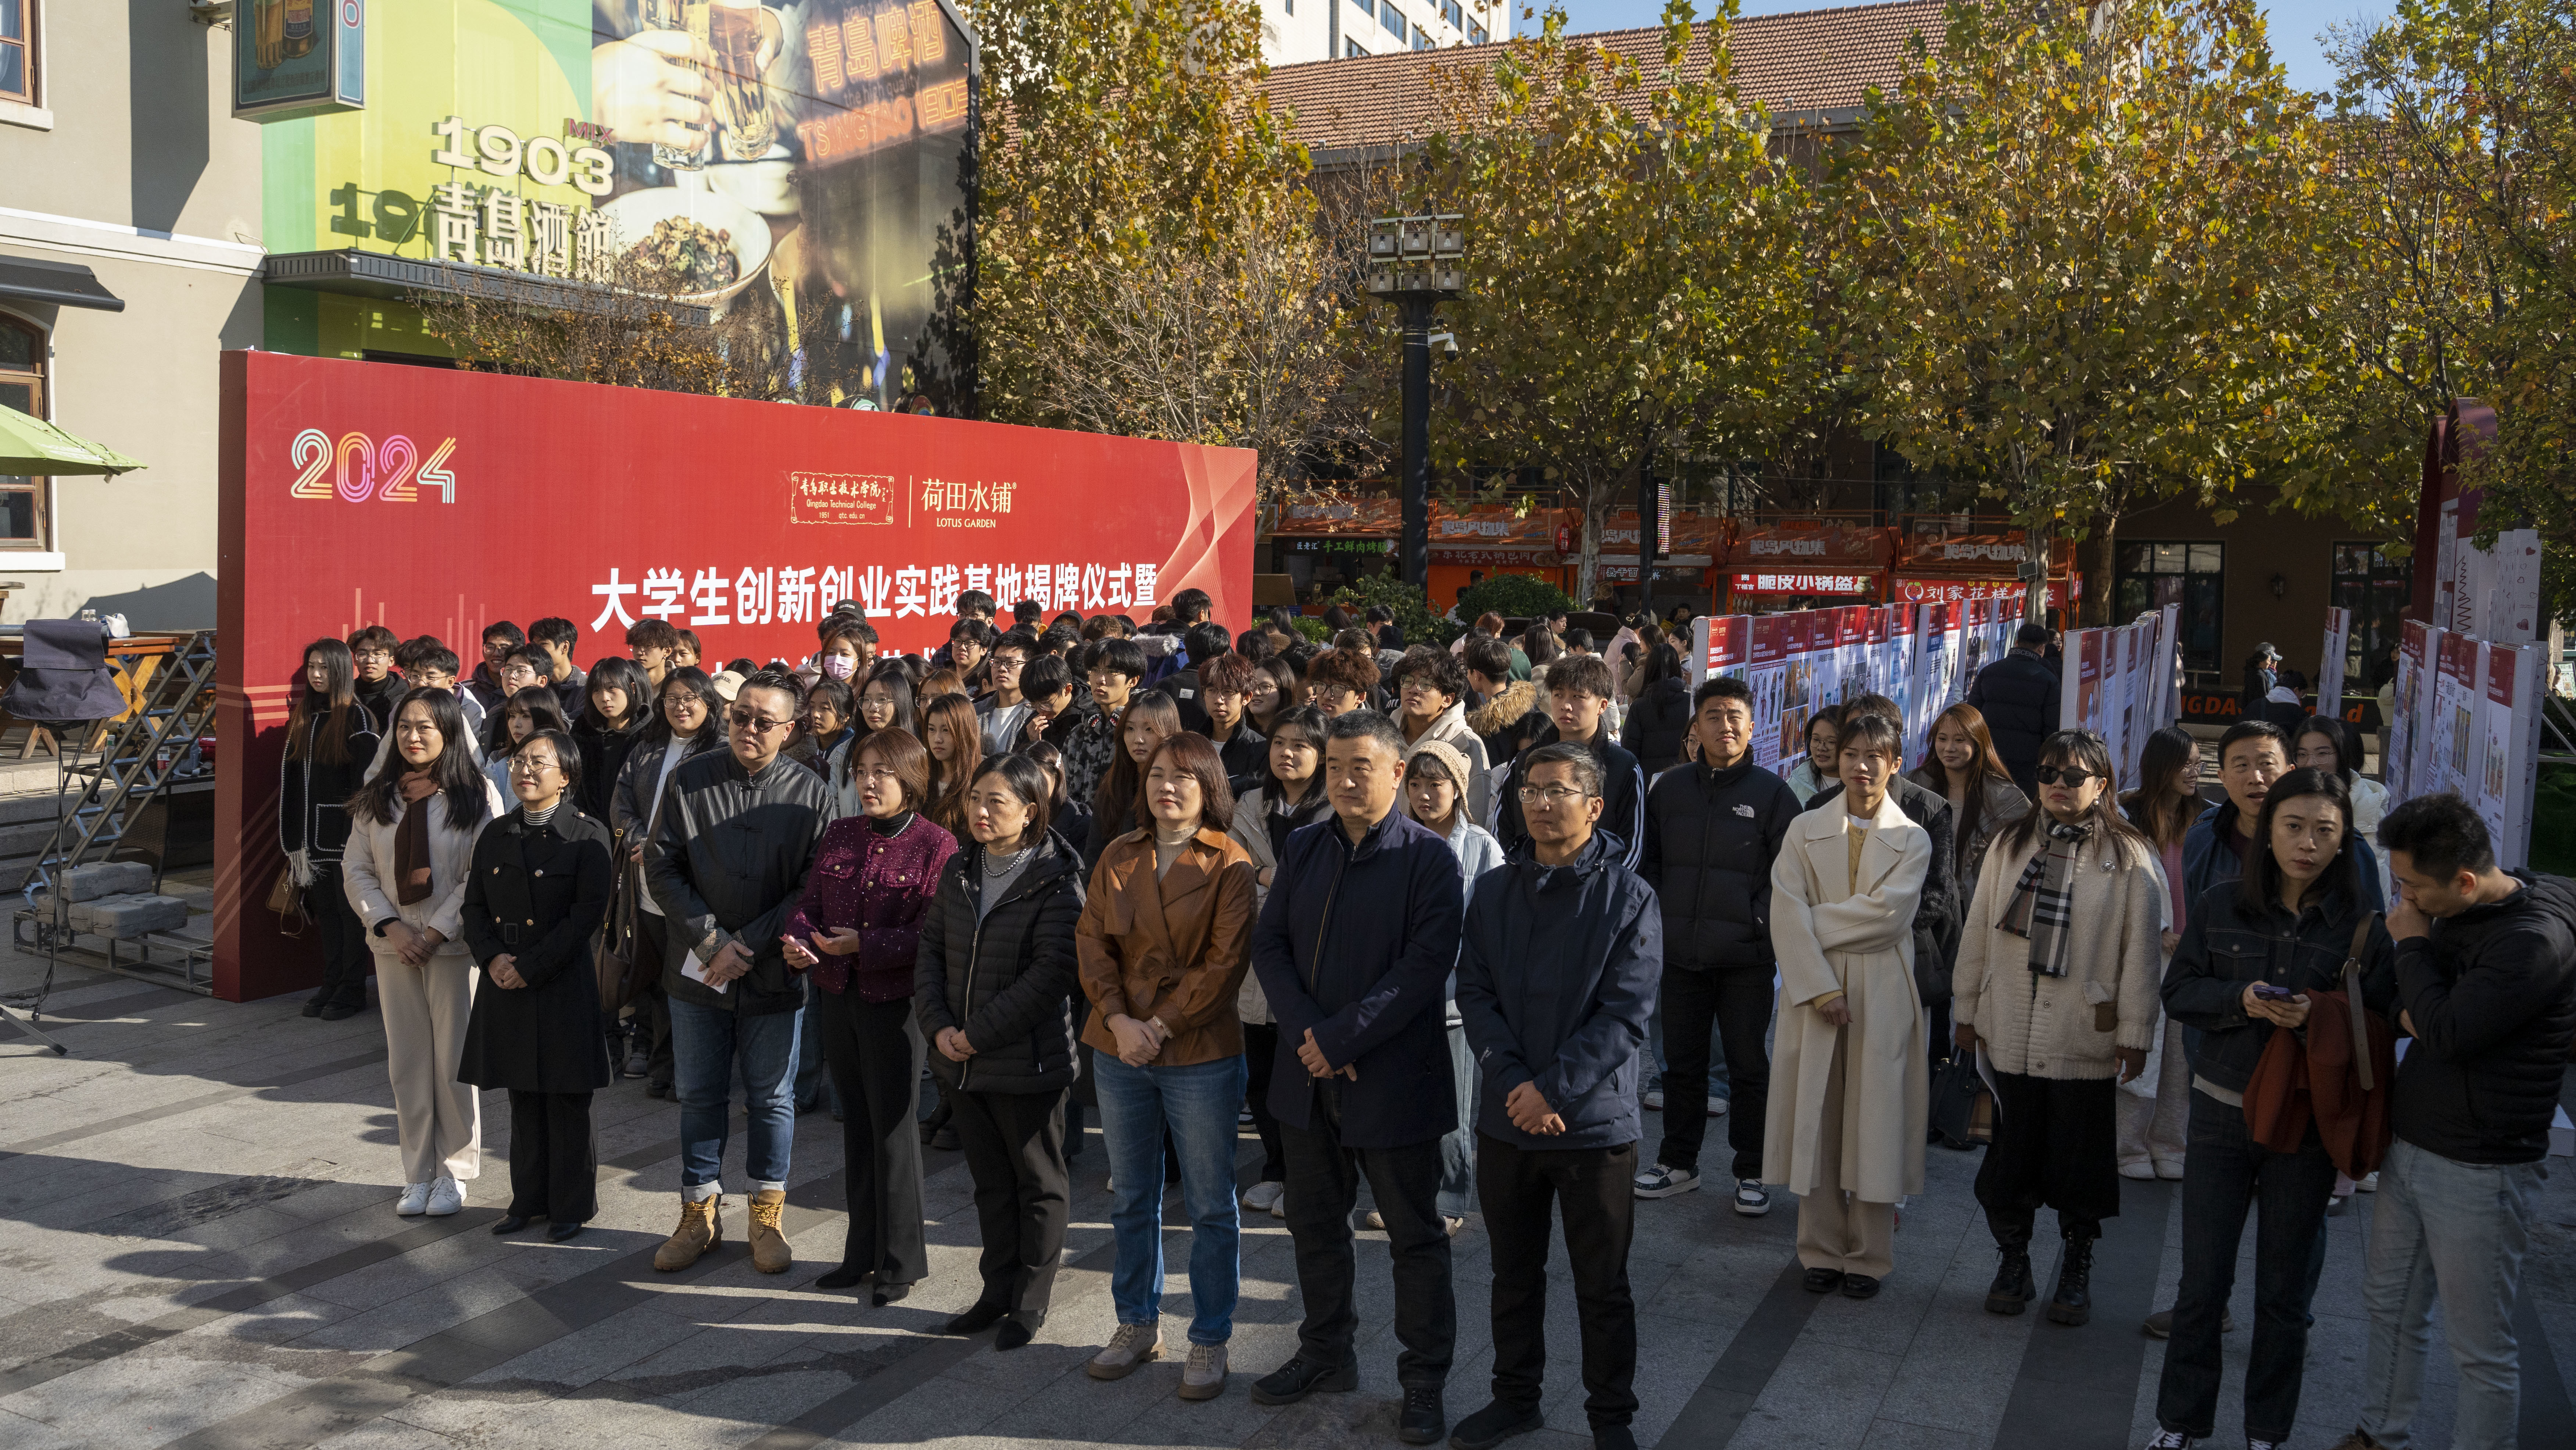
[215, 351, 1257, 1001]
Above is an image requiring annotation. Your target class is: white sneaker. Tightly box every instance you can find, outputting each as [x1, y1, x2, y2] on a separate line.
[2357, 1171, 2380, 1192]
[1643, 1087, 1666, 1111]
[395, 1182, 431, 1215]
[1269, 1189, 1287, 1219]
[1634, 1163, 1700, 1199]
[1241, 1180, 1284, 1213]
[424, 1176, 464, 1216]
[1732, 1178, 1772, 1216]
[1707, 1095, 1728, 1117]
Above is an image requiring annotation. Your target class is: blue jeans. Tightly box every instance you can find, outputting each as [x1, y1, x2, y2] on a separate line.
[668, 997, 801, 1192]
[1094, 1052, 1245, 1345]
[2356, 1137, 2546, 1450]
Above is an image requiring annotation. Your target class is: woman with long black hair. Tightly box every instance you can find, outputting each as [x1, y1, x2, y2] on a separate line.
[610, 667, 726, 1092]
[343, 687, 508, 1216]
[282, 638, 383, 1021]
[1221, 705, 1332, 1218]
[1086, 692, 1183, 870]
[1951, 730, 2162, 1326]
[2146, 767, 2397, 1450]
[572, 657, 652, 822]
[916, 754, 1085, 1347]
[458, 728, 615, 1241]
[2118, 725, 2201, 1180]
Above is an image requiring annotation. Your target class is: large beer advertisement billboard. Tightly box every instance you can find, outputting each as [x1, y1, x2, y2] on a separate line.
[215, 352, 1255, 1000]
[258, 0, 972, 408]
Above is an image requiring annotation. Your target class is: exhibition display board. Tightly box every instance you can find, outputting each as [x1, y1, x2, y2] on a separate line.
[215, 350, 1256, 1000]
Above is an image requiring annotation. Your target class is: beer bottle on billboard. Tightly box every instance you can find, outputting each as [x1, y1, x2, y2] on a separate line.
[283, 0, 318, 60]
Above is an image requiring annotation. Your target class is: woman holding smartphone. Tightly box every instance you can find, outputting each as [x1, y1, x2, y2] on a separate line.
[2145, 767, 2396, 1450]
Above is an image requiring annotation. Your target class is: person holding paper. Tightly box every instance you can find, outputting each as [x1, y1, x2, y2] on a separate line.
[642, 669, 835, 1276]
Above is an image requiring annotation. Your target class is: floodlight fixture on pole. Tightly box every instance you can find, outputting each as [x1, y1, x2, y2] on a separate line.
[1364, 214, 1469, 590]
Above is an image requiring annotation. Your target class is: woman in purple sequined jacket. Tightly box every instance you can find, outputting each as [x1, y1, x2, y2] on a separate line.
[784, 726, 957, 1303]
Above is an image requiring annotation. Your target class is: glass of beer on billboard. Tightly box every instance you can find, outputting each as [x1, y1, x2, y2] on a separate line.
[704, 0, 782, 161]
[637, 0, 709, 170]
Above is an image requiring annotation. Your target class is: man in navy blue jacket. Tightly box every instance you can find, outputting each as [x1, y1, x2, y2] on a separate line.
[1454, 742, 1661, 1450]
[1248, 711, 1467, 1446]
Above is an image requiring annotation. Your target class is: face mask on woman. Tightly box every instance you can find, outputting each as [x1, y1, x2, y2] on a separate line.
[820, 654, 855, 681]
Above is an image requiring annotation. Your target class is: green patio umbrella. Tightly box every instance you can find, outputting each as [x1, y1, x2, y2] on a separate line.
[0, 402, 144, 477]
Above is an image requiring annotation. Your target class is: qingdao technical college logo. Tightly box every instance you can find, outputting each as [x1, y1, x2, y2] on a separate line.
[285, 429, 458, 502]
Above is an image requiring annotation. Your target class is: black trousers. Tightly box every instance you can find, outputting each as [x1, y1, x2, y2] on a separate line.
[814, 990, 929, 1285]
[306, 865, 370, 1010]
[631, 911, 675, 1083]
[1280, 1086, 1454, 1387]
[2156, 1089, 2340, 1442]
[951, 1085, 1070, 1323]
[1652, 965, 1773, 1180]
[1241, 1022, 1287, 1181]
[505, 1090, 596, 1222]
[1975, 1071, 2121, 1239]
[1478, 1134, 1639, 1428]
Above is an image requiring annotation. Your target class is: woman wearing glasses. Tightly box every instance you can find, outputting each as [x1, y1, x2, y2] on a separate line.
[1950, 731, 2162, 1327]
[458, 729, 615, 1241]
[915, 754, 1086, 1347]
[783, 727, 958, 1303]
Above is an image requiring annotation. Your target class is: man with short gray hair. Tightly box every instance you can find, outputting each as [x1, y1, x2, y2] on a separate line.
[1249, 710, 1467, 1445]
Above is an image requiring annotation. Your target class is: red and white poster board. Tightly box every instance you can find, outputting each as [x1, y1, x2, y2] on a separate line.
[216, 351, 1257, 1001]
[1748, 613, 1795, 775]
[2475, 642, 2542, 869]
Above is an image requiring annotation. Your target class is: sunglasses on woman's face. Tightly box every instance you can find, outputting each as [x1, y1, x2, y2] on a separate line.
[2034, 767, 2100, 788]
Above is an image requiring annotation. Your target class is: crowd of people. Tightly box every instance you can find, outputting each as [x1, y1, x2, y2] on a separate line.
[268, 596, 2575, 1450]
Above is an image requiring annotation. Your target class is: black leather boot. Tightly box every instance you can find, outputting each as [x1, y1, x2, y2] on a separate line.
[2048, 1229, 2096, 1325]
[1985, 1221, 2035, 1315]
[1989, 1226, 2030, 1318]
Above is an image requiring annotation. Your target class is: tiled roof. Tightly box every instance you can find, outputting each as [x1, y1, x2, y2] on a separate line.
[1259, 0, 1946, 155]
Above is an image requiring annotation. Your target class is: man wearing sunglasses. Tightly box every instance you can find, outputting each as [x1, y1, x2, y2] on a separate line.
[643, 668, 838, 1274]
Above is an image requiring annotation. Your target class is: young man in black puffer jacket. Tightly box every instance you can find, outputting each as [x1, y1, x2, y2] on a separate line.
[1633, 677, 1800, 1215]
[2326, 796, 2576, 1450]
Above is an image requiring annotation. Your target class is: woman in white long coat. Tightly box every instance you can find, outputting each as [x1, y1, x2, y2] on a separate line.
[1762, 710, 1931, 1298]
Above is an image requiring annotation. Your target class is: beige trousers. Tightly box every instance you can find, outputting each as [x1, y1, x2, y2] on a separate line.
[1795, 1029, 1896, 1278]
[378, 948, 482, 1184]
[2116, 1018, 2191, 1171]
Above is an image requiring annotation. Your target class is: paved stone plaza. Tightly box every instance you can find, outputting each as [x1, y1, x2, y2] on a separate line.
[3, 923, 2572, 1450]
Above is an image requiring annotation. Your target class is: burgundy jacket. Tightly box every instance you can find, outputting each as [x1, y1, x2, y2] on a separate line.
[784, 813, 957, 1001]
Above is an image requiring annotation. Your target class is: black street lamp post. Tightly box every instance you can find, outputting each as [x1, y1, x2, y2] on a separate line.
[1366, 215, 1467, 590]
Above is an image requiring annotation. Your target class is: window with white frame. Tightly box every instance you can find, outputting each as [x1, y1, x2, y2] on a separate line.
[0, 313, 52, 548]
[1382, 4, 1406, 40]
[0, 0, 36, 105]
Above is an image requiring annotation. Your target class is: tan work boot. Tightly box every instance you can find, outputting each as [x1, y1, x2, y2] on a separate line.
[654, 1193, 722, 1272]
[746, 1188, 792, 1273]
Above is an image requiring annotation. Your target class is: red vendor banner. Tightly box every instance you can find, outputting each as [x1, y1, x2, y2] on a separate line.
[215, 351, 1257, 1002]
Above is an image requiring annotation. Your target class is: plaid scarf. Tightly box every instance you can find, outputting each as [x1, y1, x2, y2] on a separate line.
[1999, 819, 2092, 978]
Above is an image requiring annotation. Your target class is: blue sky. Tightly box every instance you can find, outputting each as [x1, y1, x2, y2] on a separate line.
[1550, 0, 2389, 93]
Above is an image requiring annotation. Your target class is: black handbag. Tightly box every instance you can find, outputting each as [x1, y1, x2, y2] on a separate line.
[593, 828, 641, 1011]
[1928, 1055, 1990, 1150]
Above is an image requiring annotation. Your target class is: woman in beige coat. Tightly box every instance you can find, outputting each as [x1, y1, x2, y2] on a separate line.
[1951, 729, 2161, 1328]
[344, 686, 509, 1217]
[1761, 711, 1931, 1299]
